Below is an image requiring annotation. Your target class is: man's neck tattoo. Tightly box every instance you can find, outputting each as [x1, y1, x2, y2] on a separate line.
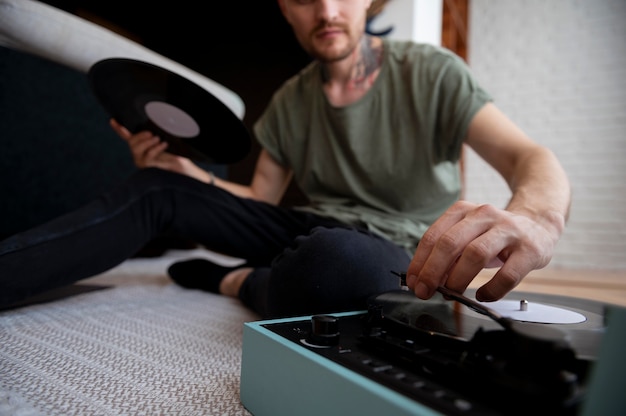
[320, 37, 383, 89]
[351, 37, 383, 88]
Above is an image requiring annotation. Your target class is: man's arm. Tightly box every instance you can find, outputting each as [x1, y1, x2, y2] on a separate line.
[110, 119, 293, 205]
[214, 149, 294, 205]
[405, 103, 571, 302]
[463, 103, 570, 223]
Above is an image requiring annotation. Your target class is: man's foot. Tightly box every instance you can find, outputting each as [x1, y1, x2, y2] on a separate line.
[167, 258, 239, 294]
[219, 267, 252, 297]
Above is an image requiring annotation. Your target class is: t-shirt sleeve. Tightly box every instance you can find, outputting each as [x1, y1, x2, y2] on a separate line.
[431, 52, 493, 162]
[252, 91, 290, 167]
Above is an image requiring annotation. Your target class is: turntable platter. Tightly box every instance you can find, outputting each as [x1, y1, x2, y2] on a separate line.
[463, 298, 587, 324]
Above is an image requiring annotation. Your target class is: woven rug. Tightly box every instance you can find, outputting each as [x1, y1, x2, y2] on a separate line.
[0, 249, 258, 415]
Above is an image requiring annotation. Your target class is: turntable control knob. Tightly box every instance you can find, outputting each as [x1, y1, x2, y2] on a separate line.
[306, 315, 340, 347]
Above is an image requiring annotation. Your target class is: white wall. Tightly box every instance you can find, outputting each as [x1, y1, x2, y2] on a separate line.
[466, 0, 626, 270]
[370, 0, 443, 45]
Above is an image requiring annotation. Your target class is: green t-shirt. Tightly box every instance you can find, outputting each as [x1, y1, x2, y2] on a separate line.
[253, 40, 492, 254]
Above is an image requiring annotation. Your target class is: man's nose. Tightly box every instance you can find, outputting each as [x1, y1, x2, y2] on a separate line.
[315, 0, 340, 22]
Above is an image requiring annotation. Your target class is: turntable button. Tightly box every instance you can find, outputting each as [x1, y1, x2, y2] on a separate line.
[437, 391, 473, 412]
[372, 364, 393, 373]
[453, 398, 472, 412]
[305, 314, 340, 347]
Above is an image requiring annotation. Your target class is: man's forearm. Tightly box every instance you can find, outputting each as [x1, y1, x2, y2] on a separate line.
[505, 145, 571, 238]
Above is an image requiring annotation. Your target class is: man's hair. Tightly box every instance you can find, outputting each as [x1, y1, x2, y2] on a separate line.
[367, 0, 391, 19]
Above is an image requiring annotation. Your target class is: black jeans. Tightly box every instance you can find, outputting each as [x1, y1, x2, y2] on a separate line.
[0, 168, 410, 318]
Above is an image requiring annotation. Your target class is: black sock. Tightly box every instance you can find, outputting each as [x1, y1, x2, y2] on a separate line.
[167, 258, 241, 294]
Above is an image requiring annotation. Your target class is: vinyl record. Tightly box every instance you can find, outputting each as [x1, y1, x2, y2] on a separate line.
[88, 58, 250, 164]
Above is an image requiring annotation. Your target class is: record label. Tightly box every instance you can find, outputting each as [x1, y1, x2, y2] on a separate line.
[144, 101, 200, 138]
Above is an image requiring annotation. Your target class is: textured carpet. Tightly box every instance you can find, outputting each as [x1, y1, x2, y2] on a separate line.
[0, 249, 257, 416]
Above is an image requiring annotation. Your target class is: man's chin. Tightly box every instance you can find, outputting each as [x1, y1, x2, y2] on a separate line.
[311, 45, 353, 63]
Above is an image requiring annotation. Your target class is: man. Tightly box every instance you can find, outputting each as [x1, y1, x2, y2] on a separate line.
[0, 0, 570, 318]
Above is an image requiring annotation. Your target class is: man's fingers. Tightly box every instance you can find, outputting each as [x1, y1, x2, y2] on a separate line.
[144, 140, 169, 161]
[443, 227, 514, 294]
[109, 119, 131, 139]
[408, 201, 475, 275]
[124, 133, 164, 166]
[407, 202, 496, 298]
[474, 251, 532, 301]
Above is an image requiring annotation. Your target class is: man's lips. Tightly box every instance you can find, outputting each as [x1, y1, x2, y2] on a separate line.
[314, 26, 344, 39]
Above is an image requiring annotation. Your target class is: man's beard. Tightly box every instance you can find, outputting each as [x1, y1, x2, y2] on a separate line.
[312, 44, 356, 63]
[306, 23, 359, 63]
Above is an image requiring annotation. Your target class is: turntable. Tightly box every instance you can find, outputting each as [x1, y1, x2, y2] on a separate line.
[240, 286, 626, 415]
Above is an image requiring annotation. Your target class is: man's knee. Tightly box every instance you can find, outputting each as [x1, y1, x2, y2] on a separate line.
[266, 227, 406, 316]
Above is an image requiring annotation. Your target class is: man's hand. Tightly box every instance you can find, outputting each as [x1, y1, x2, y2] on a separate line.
[405, 200, 563, 302]
[110, 119, 212, 183]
